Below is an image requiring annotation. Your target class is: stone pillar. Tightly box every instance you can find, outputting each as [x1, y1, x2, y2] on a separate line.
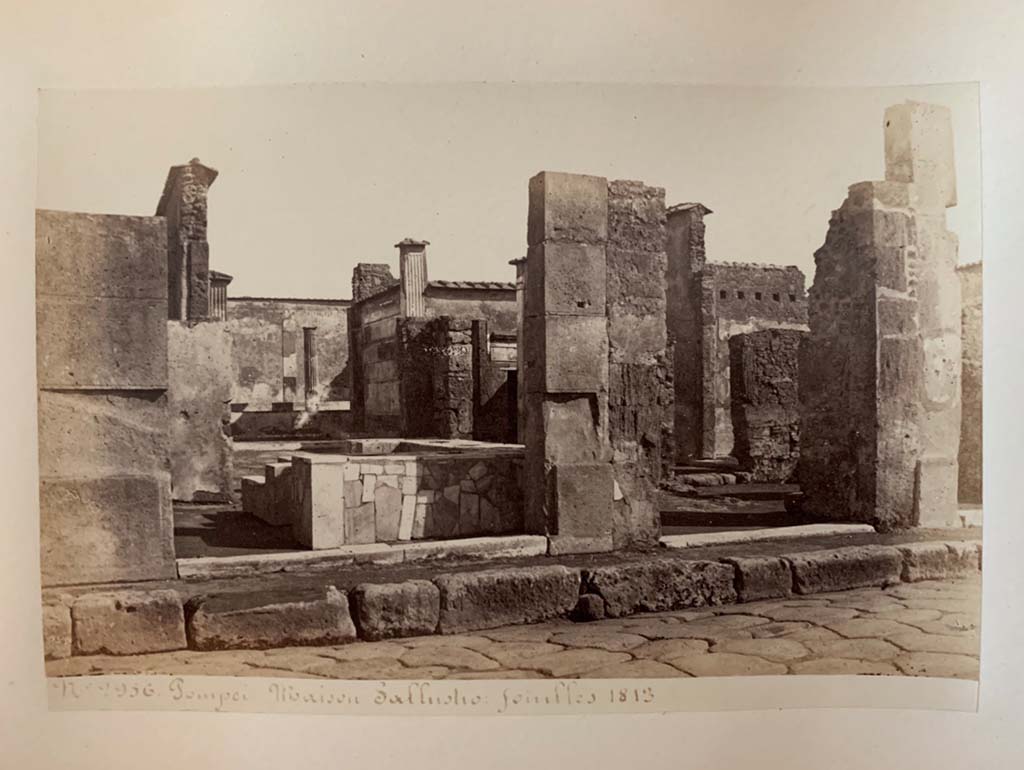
[352, 263, 397, 302]
[523, 172, 613, 554]
[799, 101, 961, 530]
[665, 202, 712, 463]
[156, 158, 218, 321]
[36, 210, 176, 585]
[511, 256, 527, 444]
[397, 239, 429, 318]
[606, 180, 671, 548]
[957, 262, 982, 504]
[303, 326, 319, 411]
[886, 102, 962, 527]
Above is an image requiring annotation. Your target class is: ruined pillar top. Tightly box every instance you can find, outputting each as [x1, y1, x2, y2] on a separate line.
[155, 158, 219, 216]
[666, 202, 713, 219]
[884, 101, 956, 210]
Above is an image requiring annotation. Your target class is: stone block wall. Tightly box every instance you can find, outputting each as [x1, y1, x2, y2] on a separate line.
[167, 321, 234, 501]
[36, 210, 176, 586]
[292, 451, 523, 548]
[799, 180, 925, 530]
[348, 287, 403, 434]
[729, 329, 804, 482]
[957, 262, 982, 503]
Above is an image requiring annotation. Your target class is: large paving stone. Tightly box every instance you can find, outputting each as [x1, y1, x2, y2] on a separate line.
[434, 565, 581, 634]
[825, 618, 922, 640]
[42, 602, 72, 660]
[522, 648, 631, 677]
[893, 651, 979, 679]
[399, 646, 500, 671]
[721, 556, 792, 602]
[547, 628, 648, 652]
[477, 641, 567, 668]
[186, 586, 356, 650]
[790, 658, 899, 675]
[784, 546, 902, 595]
[712, 638, 810, 662]
[803, 638, 903, 661]
[72, 590, 186, 656]
[630, 638, 710, 661]
[350, 580, 440, 640]
[585, 659, 686, 678]
[583, 558, 737, 618]
[886, 632, 979, 656]
[667, 652, 788, 677]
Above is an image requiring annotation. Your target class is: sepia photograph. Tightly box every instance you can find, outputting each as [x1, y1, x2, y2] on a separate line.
[34, 81, 983, 704]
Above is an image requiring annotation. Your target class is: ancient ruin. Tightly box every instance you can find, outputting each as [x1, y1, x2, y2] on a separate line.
[34, 101, 982, 677]
[799, 101, 963, 530]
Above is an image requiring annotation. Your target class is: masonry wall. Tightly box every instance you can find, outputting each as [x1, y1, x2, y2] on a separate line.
[36, 209, 176, 586]
[397, 317, 475, 439]
[958, 262, 982, 503]
[606, 180, 671, 548]
[167, 321, 233, 500]
[729, 329, 804, 482]
[699, 262, 808, 458]
[472, 322, 518, 443]
[349, 287, 404, 434]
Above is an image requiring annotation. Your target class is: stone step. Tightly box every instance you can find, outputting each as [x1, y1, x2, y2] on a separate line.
[670, 457, 739, 473]
[692, 483, 802, 500]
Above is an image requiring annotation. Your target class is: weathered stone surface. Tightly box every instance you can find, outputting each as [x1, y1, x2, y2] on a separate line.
[548, 628, 647, 652]
[524, 242, 607, 316]
[898, 541, 966, 582]
[893, 651, 978, 679]
[39, 475, 176, 586]
[434, 565, 581, 634]
[374, 484, 402, 541]
[722, 556, 792, 602]
[785, 546, 902, 595]
[528, 171, 608, 246]
[668, 652, 787, 677]
[584, 559, 737, 618]
[729, 330, 803, 483]
[804, 638, 902, 661]
[790, 657, 898, 675]
[712, 638, 809, 662]
[524, 648, 631, 677]
[399, 646, 500, 671]
[549, 462, 614, 537]
[586, 659, 685, 678]
[42, 602, 72, 660]
[351, 580, 440, 640]
[630, 638, 710, 661]
[957, 262, 982, 504]
[292, 458, 345, 550]
[167, 320, 234, 501]
[72, 590, 186, 656]
[186, 586, 356, 650]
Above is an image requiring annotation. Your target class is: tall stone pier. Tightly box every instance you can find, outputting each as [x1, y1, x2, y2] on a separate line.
[799, 102, 961, 529]
[523, 172, 669, 554]
[36, 210, 176, 586]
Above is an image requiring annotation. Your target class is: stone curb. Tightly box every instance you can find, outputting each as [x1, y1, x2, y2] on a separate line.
[54, 539, 981, 656]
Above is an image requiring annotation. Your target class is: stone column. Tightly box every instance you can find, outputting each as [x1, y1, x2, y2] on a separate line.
[303, 326, 319, 411]
[665, 202, 712, 463]
[397, 238, 429, 317]
[799, 101, 961, 530]
[156, 157, 218, 321]
[523, 172, 613, 554]
[510, 256, 527, 444]
[606, 180, 671, 548]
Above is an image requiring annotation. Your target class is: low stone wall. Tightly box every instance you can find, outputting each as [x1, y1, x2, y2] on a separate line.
[243, 448, 525, 549]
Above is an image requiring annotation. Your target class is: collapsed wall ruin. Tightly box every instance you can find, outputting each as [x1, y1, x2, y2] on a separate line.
[799, 101, 962, 530]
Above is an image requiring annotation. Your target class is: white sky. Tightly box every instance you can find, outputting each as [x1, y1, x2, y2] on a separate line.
[37, 82, 980, 299]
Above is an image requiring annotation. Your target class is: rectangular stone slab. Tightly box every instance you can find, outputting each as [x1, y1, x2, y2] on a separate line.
[434, 565, 581, 634]
[785, 546, 903, 595]
[350, 580, 440, 641]
[186, 586, 356, 650]
[72, 590, 186, 656]
[583, 558, 737, 617]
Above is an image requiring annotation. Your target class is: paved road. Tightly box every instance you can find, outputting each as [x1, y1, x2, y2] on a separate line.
[47, 575, 980, 681]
